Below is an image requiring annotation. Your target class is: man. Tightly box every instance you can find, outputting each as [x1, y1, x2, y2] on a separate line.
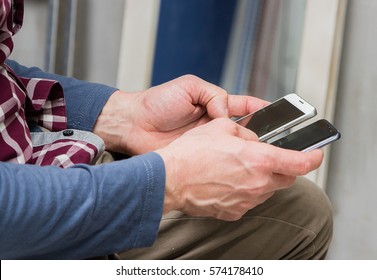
[0, 0, 332, 259]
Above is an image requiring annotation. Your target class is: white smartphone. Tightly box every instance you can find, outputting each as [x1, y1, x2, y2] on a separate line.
[236, 93, 317, 142]
[270, 119, 341, 152]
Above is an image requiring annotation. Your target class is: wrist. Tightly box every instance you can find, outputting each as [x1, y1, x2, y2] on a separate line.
[93, 90, 136, 153]
[156, 147, 183, 214]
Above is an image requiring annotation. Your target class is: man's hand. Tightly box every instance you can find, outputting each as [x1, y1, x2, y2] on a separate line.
[93, 75, 268, 154]
[156, 118, 324, 221]
[94, 75, 324, 221]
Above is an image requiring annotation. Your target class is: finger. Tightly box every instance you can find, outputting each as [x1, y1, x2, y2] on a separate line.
[235, 123, 259, 142]
[228, 95, 270, 118]
[183, 75, 229, 118]
[205, 90, 229, 118]
[267, 146, 324, 176]
[215, 118, 259, 141]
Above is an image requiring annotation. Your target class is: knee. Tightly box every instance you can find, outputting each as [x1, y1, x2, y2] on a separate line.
[290, 177, 334, 257]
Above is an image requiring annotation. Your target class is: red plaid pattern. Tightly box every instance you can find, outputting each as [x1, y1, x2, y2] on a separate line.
[1, 0, 101, 167]
[31, 139, 99, 168]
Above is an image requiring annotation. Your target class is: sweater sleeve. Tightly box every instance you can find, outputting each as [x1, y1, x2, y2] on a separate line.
[6, 59, 117, 132]
[0, 152, 165, 260]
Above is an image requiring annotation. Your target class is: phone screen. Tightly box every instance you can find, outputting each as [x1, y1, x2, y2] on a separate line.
[270, 120, 340, 151]
[245, 99, 305, 137]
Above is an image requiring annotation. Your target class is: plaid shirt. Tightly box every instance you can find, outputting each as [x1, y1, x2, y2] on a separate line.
[1, 0, 102, 167]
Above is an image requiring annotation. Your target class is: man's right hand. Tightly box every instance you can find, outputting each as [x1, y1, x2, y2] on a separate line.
[156, 118, 323, 221]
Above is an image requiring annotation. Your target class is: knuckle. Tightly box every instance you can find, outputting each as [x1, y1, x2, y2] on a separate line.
[181, 74, 202, 85]
[249, 184, 269, 198]
[223, 213, 243, 222]
[253, 152, 274, 172]
[256, 183, 269, 194]
[216, 86, 228, 97]
[215, 117, 238, 132]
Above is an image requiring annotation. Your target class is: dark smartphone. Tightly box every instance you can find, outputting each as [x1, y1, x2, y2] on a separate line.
[270, 119, 341, 152]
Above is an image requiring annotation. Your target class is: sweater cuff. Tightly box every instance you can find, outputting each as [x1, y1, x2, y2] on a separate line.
[133, 152, 166, 247]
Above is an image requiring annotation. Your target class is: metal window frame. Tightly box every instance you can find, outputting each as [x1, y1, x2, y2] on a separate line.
[297, 0, 348, 189]
[45, 0, 77, 76]
[116, 0, 161, 92]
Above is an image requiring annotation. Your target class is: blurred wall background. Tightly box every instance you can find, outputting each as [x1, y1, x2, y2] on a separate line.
[326, 0, 377, 259]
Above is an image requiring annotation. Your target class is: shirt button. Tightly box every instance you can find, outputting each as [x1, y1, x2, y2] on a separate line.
[63, 129, 74, 136]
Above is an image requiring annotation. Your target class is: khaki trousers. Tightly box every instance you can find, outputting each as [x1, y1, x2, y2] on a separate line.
[118, 177, 333, 260]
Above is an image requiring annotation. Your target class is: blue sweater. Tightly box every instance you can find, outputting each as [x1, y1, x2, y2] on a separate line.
[0, 61, 165, 259]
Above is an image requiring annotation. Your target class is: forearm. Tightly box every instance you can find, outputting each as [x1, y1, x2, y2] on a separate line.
[0, 153, 165, 259]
